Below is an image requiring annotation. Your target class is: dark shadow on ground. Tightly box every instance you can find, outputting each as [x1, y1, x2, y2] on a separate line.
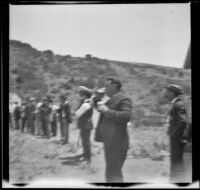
[61, 160, 82, 166]
[35, 136, 50, 140]
[59, 154, 83, 160]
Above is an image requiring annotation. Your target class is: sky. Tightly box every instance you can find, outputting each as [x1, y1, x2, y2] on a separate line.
[10, 3, 190, 68]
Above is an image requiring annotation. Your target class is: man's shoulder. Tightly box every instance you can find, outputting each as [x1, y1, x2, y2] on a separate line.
[115, 92, 131, 102]
[173, 99, 185, 109]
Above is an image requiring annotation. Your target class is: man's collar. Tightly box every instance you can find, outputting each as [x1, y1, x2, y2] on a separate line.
[171, 96, 179, 104]
[84, 99, 91, 103]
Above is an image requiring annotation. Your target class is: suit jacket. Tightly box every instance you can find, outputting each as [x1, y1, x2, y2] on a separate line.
[167, 97, 187, 140]
[94, 91, 132, 150]
[13, 106, 21, 119]
[58, 101, 72, 123]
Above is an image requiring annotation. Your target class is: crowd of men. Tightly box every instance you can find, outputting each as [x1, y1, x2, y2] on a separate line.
[9, 77, 192, 183]
[9, 95, 72, 143]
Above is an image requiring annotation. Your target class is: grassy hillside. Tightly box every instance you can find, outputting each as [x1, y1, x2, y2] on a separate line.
[9, 40, 191, 117]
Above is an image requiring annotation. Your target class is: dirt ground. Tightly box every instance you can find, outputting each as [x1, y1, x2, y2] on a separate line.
[9, 122, 192, 187]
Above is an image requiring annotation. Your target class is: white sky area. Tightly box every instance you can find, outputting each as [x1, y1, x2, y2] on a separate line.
[10, 3, 190, 68]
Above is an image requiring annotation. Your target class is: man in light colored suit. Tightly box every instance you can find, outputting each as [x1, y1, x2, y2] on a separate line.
[74, 86, 93, 164]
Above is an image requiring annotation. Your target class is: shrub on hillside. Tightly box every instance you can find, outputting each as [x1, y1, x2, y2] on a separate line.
[11, 68, 18, 74]
[51, 88, 59, 94]
[15, 76, 23, 84]
[85, 54, 92, 60]
[178, 71, 184, 77]
[43, 50, 53, 56]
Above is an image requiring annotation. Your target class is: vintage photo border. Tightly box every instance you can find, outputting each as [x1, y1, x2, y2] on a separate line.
[1, 0, 198, 188]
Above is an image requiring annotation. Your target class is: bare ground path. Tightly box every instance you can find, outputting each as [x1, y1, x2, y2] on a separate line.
[9, 126, 191, 185]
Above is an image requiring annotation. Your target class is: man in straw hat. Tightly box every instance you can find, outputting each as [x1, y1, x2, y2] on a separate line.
[164, 84, 188, 182]
[73, 86, 93, 164]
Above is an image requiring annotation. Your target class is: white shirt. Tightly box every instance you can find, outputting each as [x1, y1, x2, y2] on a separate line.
[98, 95, 110, 105]
[94, 95, 110, 127]
[75, 99, 92, 119]
[51, 104, 59, 113]
[36, 102, 42, 109]
[62, 101, 69, 117]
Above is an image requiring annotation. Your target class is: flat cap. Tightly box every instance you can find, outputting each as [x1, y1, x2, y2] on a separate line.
[165, 84, 183, 95]
[78, 86, 92, 94]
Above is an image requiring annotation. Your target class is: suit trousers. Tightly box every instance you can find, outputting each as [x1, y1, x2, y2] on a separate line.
[35, 114, 42, 135]
[51, 120, 57, 136]
[14, 118, 20, 130]
[20, 117, 27, 132]
[61, 118, 69, 143]
[41, 115, 50, 137]
[170, 137, 185, 182]
[104, 148, 127, 183]
[80, 128, 91, 161]
[27, 115, 35, 134]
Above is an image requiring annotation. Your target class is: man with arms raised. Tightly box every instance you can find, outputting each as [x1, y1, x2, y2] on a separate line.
[94, 77, 132, 183]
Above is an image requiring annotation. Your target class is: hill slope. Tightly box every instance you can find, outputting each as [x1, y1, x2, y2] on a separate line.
[9, 40, 191, 116]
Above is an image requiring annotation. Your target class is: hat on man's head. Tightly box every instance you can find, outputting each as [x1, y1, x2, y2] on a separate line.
[78, 86, 92, 94]
[165, 84, 183, 95]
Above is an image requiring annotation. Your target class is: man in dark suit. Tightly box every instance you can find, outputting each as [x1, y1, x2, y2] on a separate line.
[58, 95, 72, 144]
[27, 97, 36, 135]
[164, 84, 187, 182]
[95, 77, 132, 183]
[20, 101, 28, 133]
[13, 102, 21, 130]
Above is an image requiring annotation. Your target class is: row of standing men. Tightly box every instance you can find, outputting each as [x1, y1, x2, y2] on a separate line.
[9, 95, 72, 144]
[9, 79, 192, 183]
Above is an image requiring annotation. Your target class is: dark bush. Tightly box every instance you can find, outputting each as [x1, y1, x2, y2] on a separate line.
[11, 68, 18, 74]
[64, 82, 72, 90]
[43, 50, 53, 55]
[178, 71, 184, 77]
[51, 88, 59, 94]
[85, 54, 92, 60]
[16, 76, 23, 84]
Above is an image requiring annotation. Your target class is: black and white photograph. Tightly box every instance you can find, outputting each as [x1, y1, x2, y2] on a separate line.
[7, 2, 193, 188]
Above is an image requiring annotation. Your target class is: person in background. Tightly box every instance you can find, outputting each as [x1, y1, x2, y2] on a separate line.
[9, 111, 13, 129]
[40, 97, 52, 139]
[49, 100, 59, 137]
[58, 94, 72, 144]
[40, 97, 47, 136]
[186, 122, 192, 142]
[74, 86, 93, 164]
[34, 98, 43, 135]
[27, 97, 36, 135]
[94, 77, 132, 183]
[164, 84, 187, 182]
[13, 102, 21, 130]
[20, 101, 28, 133]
